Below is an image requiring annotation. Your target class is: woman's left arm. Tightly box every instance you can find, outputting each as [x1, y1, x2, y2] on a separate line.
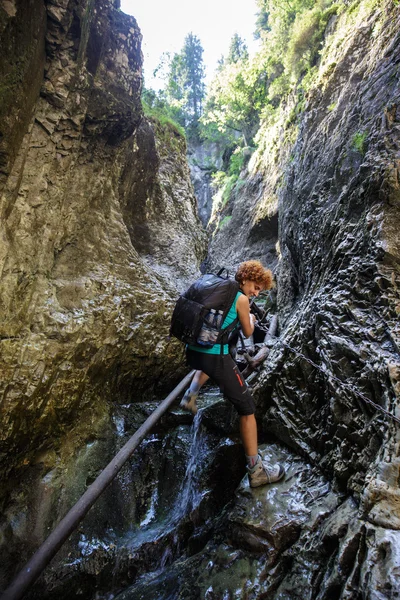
[236, 294, 256, 338]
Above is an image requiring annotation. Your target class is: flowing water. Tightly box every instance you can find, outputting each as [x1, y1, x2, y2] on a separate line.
[172, 411, 208, 520]
[34, 391, 245, 600]
[115, 409, 211, 557]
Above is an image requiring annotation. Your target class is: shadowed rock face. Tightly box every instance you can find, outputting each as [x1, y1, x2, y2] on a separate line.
[209, 1, 399, 497]
[205, 1, 400, 597]
[261, 2, 400, 495]
[0, 0, 205, 515]
[187, 140, 225, 227]
[1, 1, 400, 600]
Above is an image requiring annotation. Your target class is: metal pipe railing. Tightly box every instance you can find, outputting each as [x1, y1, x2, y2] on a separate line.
[1, 369, 195, 600]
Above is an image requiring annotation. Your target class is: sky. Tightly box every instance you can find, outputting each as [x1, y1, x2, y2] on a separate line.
[120, 0, 260, 90]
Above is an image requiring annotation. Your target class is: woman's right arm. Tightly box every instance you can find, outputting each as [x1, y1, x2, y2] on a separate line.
[236, 294, 256, 338]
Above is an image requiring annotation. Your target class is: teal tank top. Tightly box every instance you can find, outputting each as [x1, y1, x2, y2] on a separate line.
[188, 291, 242, 355]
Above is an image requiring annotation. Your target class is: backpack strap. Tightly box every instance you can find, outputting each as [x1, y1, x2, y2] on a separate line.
[218, 317, 240, 354]
[216, 288, 243, 353]
[217, 267, 230, 279]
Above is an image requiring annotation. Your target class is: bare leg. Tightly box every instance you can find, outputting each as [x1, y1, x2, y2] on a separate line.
[189, 370, 209, 394]
[239, 414, 258, 456]
[181, 370, 210, 414]
[241, 413, 285, 485]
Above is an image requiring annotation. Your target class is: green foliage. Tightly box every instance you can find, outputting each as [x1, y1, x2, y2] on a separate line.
[218, 215, 232, 230]
[222, 175, 238, 207]
[201, 44, 265, 146]
[267, 73, 290, 103]
[198, 119, 229, 145]
[352, 131, 367, 154]
[211, 171, 236, 208]
[152, 33, 206, 140]
[180, 33, 206, 121]
[285, 5, 337, 79]
[255, 7, 270, 39]
[228, 150, 244, 176]
[202, 0, 338, 156]
[142, 88, 186, 137]
[212, 155, 249, 210]
[227, 34, 249, 64]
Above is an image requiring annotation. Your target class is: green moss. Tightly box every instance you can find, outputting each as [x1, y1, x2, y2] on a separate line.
[285, 3, 339, 81]
[143, 101, 186, 138]
[218, 215, 232, 230]
[221, 175, 238, 207]
[352, 131, 368, 154]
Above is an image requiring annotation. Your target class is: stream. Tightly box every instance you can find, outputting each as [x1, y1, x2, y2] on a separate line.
[29, 384, 346, 600]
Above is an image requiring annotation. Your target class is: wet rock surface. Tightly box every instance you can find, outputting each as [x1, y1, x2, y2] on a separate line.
[207, 1, 400, 597]
[22, 392, 363, 600]
[187, 140, 224, 227]
[113, 443, 361, 600]
[1, 0, 400, 598]
[25, 398, 246, 599]
[208, 171, 280, 274]
[0, 0, 205, 589]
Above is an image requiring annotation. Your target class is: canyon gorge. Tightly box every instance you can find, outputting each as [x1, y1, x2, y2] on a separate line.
[0, 0, 399, 598]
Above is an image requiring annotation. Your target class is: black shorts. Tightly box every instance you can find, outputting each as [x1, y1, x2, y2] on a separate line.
[186, 348, 255, 416]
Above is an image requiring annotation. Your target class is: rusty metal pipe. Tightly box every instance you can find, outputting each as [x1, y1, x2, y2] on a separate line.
[1, 369, 195, 600]
[241, 315, 279, 378]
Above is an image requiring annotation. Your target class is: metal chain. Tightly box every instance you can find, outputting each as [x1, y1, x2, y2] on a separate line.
[253, 332, 400, 427]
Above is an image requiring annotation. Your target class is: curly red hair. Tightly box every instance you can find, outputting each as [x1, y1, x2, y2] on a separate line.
[235, 260, 273, 290]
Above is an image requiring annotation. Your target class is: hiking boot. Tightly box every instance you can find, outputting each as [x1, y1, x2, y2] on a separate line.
[248, 455, 285, 488]
[180, 389, 198, 414]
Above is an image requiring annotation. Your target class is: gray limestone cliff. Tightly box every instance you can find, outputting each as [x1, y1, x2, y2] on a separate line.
[205, 1, 400, 595]
[0, 0, 206, 574]
[1, 0, 400, 598]
[187, 140, 224, 226]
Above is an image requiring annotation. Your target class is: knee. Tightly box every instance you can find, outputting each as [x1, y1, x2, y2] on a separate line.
[240, 413, 256, 422]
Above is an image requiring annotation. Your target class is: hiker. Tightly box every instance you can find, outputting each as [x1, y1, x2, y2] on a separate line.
[180, 260, 285, 488]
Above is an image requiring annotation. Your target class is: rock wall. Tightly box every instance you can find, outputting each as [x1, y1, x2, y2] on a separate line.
[208, 1, 400, 595]
[263, 0, 400, 494]
[1, 0, 399, 597]
[207, 169, 280, 273]
[0, 0, 206, 565]
[187, 140, 224, 227]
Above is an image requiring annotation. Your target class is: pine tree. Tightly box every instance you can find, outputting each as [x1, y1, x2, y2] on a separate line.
[181, 33, 206, 122]
[227, 33, 249, 64]
[162, 33, 205, 136]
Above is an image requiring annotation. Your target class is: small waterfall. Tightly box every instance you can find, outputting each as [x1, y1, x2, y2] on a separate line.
[139, 486, 159, 527]
[172, 411, 208, 520]
[122, 412, 210, 548]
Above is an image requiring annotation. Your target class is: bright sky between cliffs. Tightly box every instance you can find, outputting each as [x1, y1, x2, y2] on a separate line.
[120, 0, 260, 89]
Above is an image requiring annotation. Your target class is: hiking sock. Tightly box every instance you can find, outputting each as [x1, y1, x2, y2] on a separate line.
[246, 454, 259, 469]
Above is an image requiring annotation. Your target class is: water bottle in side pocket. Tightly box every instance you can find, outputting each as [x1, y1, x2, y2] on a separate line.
[197, 310, 215, 345]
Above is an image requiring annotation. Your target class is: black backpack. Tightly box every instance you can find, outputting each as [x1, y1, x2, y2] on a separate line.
[170, 269, 240, 348]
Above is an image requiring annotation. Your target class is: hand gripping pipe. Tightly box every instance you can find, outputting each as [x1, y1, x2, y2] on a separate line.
[1, 369, 195, 600]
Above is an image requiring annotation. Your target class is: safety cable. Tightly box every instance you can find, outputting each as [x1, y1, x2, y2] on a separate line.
[245, 312, 400, 426]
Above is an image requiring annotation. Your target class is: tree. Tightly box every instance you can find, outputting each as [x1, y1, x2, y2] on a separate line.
[201, 34, 264, 146]
[227, 34, 249, 64]
[156, 33, 206, 137]
[180, 33, 206, 122]
[202, 62, 257, 146]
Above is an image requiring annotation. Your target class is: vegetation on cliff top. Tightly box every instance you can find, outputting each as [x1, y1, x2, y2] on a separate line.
[142, 0, 384, 221]
[142, 32, 205, 139]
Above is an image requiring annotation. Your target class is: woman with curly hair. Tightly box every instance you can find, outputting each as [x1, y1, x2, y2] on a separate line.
[181, 260, 285, 488]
